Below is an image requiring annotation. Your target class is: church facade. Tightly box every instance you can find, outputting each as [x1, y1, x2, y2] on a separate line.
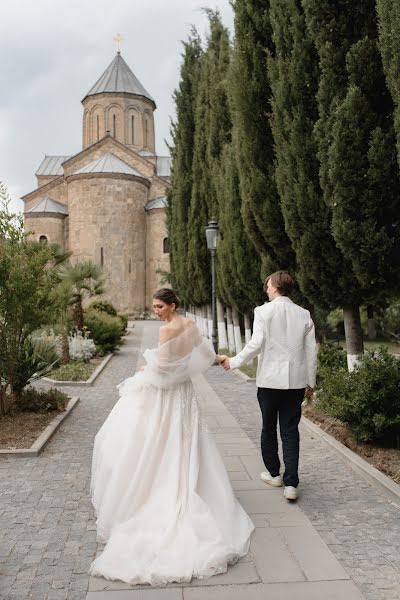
[22, 52, 171, 316]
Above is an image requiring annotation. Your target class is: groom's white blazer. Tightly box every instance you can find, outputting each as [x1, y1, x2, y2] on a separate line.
[229, 296, 317, 389]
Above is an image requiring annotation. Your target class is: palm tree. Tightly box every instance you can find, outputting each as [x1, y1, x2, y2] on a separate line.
[58, 260, 105, 331]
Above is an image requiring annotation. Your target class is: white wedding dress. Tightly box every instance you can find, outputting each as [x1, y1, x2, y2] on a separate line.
[89, 323, 254, 585]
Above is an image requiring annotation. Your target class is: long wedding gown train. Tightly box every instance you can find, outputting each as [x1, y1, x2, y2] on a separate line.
[89, 324, 254, 585]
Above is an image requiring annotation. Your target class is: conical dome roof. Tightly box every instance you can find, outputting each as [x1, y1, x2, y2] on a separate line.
[83, 52, 155, 105]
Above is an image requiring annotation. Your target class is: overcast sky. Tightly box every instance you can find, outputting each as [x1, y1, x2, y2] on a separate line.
[0, 0, 234, 213]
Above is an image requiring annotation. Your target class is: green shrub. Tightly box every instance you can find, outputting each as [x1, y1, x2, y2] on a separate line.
[84, 309, 123, 354]
[317, 342, 347, 387]
[48, 361, 95, 381]
[89, 300, 117, 317]
[18, 386, 69, 413]
[118, 313, 128, 333]
[12, 338, 60, 399]
[317, 348, 400, 445]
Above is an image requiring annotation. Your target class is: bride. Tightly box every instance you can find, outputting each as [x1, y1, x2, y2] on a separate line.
[89, 288, 254, 585]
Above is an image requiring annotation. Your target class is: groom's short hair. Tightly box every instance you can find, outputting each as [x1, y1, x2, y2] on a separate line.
[264, 271, 294, 296]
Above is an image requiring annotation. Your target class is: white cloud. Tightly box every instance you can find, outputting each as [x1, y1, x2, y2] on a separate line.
[0, 0, 233, 213]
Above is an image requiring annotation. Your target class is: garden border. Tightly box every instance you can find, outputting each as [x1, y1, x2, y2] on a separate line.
[0, 396, 79, 458]
[302, 416, 400, 506]
[42, 353, 114, 387]
[229, 368, 400, 505]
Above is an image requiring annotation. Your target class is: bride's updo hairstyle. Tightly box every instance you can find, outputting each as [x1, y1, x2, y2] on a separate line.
[153, 288, 180, 309]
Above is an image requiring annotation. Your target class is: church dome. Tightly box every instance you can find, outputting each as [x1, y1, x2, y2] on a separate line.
[81, 52, 156, 152]
[83, 52, 156, 108]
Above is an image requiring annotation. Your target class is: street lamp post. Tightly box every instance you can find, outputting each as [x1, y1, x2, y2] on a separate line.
[205, 218, 219, 355]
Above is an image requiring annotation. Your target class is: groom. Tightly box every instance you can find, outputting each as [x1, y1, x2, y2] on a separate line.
[218, 271, 317, 501]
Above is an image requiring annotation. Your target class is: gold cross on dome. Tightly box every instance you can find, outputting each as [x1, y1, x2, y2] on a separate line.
[113, 33, 123, 53]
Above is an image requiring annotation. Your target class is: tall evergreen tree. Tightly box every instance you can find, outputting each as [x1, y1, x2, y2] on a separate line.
[167, 30, 203, 304]
[230, 0, 295, 275]
[302, 0, 400, 364]
[376, 1, 400, 167]
[216, 144, 264, 314]
[185, 13, 231, 305]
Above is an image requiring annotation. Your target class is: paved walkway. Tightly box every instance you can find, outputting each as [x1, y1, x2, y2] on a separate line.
[0, 321, 398, 600]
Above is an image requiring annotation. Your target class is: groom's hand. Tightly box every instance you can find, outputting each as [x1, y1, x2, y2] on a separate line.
[218, 355, 231, 371]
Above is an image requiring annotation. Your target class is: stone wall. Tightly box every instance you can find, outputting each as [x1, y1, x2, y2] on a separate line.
[82, 94, 155, 152]
[67, 175, 149, 315]
[145, 208, 170, 311]
[24, 214, 66, 248]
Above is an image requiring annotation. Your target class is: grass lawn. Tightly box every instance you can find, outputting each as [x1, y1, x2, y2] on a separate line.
[338, 340, 400, 355]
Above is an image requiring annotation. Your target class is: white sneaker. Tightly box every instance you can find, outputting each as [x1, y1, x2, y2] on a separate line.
[260, 471, 283, 487]
[284, 486, 298, 500]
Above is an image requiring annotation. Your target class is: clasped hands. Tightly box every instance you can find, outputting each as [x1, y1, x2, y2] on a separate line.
[216, 354, 230, 370]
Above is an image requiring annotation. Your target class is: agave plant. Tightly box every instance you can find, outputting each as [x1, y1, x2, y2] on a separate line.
[11, 338, 60, 402]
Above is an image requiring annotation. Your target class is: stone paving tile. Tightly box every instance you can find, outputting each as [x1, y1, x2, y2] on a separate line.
[1, 321, 398, 600]
[204, 367, 400, 600]
[0, 325, 145, 600]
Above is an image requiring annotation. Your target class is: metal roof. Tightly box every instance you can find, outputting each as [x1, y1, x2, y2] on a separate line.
[84, 53, 155, 104]
[26, 197, 68, 215]
[156, 157, 171, 177]
[73, 152, 146, 178]
[36, 155, 71, 176]
[145, 196, 168, 211]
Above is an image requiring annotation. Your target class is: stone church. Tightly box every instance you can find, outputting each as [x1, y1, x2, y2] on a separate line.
[22, 51, 171, 316]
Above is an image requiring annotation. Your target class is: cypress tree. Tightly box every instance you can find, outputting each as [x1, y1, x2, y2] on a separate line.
[186, 12, 232, 306]
[376, 0, 400, 166]
[302, 0, 400, 365]
[167, 30, 203, 305]
[229, 0, 295, 275]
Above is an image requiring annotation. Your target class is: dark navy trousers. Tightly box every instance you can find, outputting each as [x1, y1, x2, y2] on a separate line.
[257, 387, 305, 487]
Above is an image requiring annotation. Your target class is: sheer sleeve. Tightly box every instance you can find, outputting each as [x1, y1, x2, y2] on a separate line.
[141, 324, 215, 388]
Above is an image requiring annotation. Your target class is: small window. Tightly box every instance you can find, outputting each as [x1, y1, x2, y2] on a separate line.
[131, 115, 135, 144]
[100, 247, 104, 266]
[96, 115, 100, 141]
[163, 237, 169, 254]
[39, 235, 48, 243]
[144, 118, 149, 147]
[113, 114, 116, 137]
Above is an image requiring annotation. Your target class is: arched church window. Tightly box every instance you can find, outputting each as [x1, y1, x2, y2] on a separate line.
[131, 115, 135, 144]
[113, 114, 116, 138]
[39, 235, 48, 243]
[163, 237, 169, 254]
[100, 247, 104, 266]
[144, 118, 149, 148]
[129, 258, 132, 273]
[96, 115, 100, 141]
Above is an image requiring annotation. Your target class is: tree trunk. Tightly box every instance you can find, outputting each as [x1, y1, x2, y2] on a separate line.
[244, 313, 252, 344]
[61, 327, 70, 365]
[73, 300, 84, 331]
[343, 305, 364, 371]
[226, 306, 236, 353]
[232, 306, 243, 353]
[217, 299, 228, 349]
[367, 305, 377, 341]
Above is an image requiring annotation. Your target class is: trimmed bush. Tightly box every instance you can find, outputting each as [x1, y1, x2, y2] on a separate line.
[88, 300, 118, 317]
[317, 348, 400, 445]
[18, 386, 69, 413]
[84, 309, 123, 354]
[317, 342, 347, 388]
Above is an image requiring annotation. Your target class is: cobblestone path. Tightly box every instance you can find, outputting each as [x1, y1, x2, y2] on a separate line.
[204, 367, 400, 600]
